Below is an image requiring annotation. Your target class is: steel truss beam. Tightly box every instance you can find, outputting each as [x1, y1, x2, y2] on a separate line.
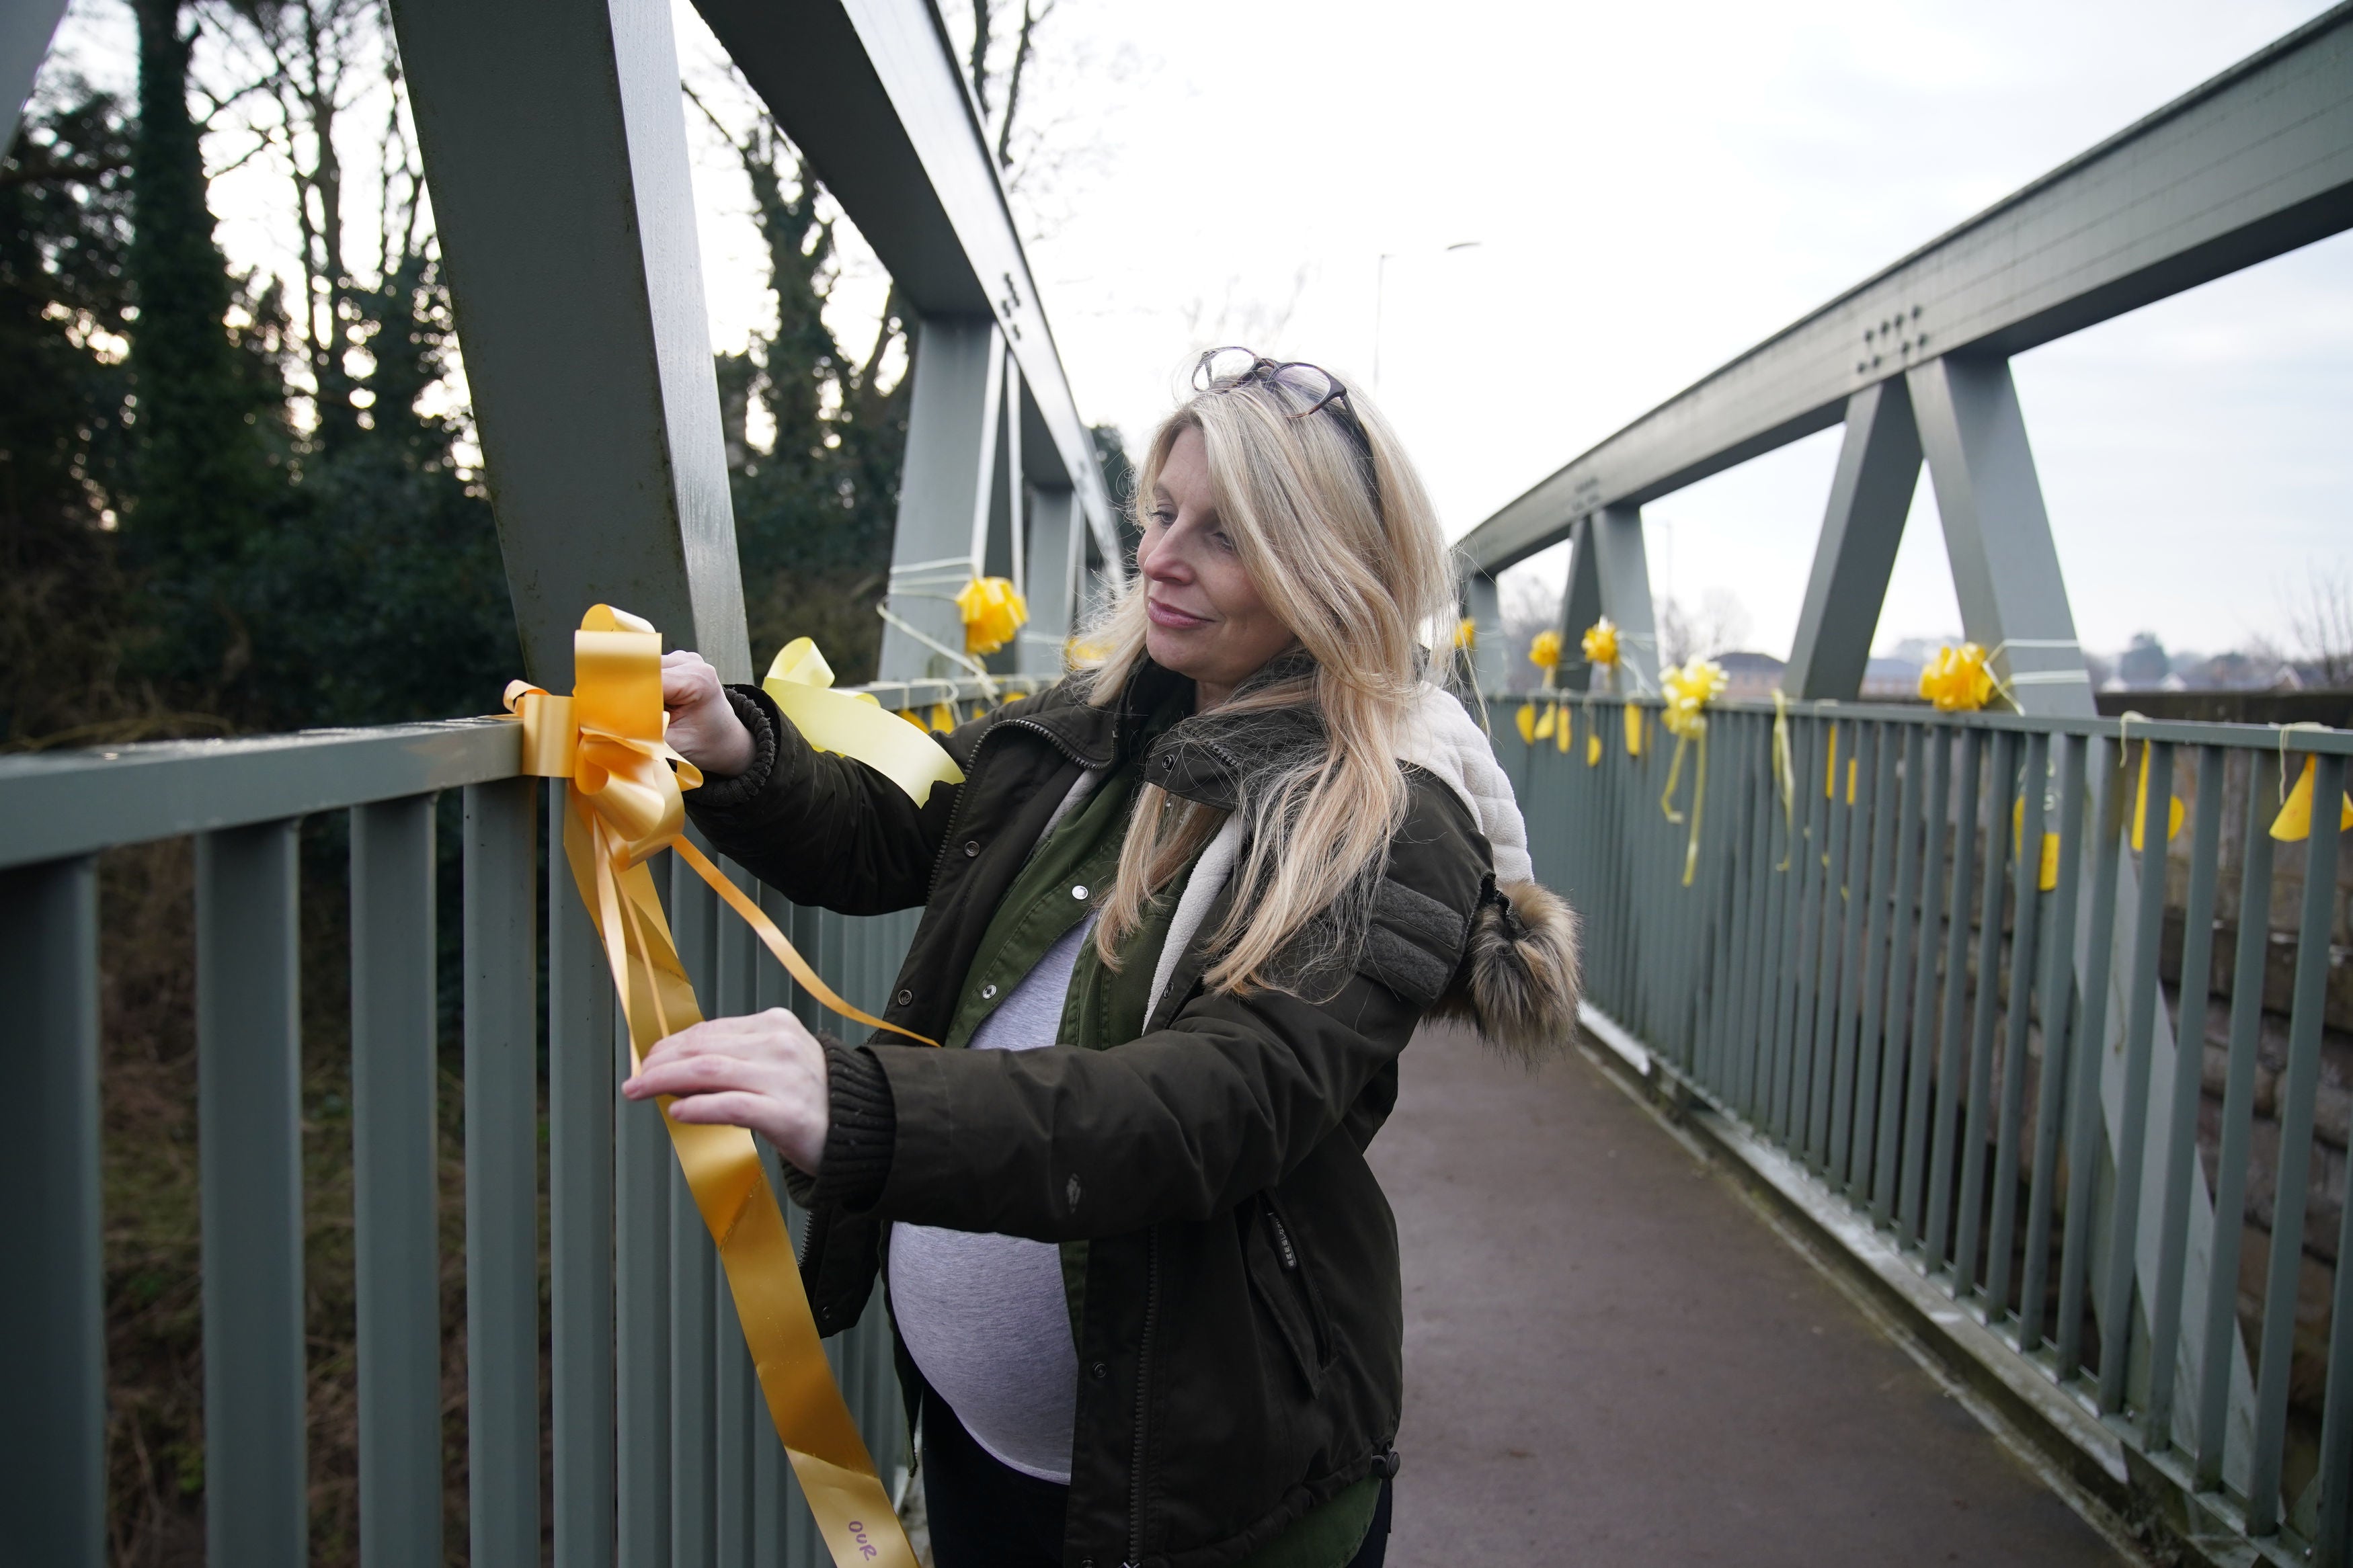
[1460, 2, 2353, 575]
[691, 0, 1121, 572]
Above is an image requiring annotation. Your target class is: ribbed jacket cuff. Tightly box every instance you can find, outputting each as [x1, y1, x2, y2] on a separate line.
[809, 1038, 895, 1212]
[686, 686, 782, 809]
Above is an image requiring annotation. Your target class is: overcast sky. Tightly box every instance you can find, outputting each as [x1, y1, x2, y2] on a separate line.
[40, 0, 2353, 665]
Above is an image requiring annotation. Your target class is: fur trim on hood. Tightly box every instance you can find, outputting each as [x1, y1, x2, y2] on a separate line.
[1429, 877, 1584, 1063]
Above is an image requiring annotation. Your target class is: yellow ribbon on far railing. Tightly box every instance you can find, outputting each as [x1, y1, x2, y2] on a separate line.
[505, 605, 924, 1568]
[1770, 690, 1798, 871]
[2270, 723, 2353, 841]
[1659, 657, 1728, 886]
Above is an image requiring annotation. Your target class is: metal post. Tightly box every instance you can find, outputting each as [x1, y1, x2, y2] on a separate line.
[1, 0, 69, 151]
[1017, 486, 1083, 675]
[1590, 503, 1661, 690]
[1464, 572, 1509, 694]
[196, 820, 307, 1568]
[1556, 514, 1604, 692]
[1905, 355, 2091, 715]
[879, 318, 1002, 679]
[389, 0, 750, 684]
[350, 798, 444, 1567]
[1782, 378, 1923, 699]
[0, 854, 103, 1568]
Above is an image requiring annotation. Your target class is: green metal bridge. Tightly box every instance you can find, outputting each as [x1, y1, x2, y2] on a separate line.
[2, 2, 2350, 1565]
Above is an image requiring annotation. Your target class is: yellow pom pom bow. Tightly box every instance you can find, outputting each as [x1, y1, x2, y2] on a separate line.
[1582, 617, 1621, 673]
[1657, 657, 1728, 886]
[1454, 616, 1477, 652]
[956, 575, 1029, 657]
[1529, 628, 1562, 676]
[1918, 641, 1999, 712]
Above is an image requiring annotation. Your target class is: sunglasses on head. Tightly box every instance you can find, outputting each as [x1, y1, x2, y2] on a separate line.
[1191, 347, 1374, 463]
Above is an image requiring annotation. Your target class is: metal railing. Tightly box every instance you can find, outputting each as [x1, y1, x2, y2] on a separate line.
[1502, 693, 2352, 1567]
[0, 710, 943, 1567]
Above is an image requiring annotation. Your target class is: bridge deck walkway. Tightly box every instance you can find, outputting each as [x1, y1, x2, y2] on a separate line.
[1373, 1023, 2133, 1565]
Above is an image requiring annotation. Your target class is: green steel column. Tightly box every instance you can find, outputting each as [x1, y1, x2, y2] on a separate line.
[351, 797, 444, 1566]
[196, 819, 307, 1568]
[0, 854, 103, 1567]
[1784, 379, 1924, 700]
[879, 319, 1002, 681]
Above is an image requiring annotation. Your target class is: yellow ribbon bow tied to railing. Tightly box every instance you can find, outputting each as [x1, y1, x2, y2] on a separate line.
[764, 636, 964, 807]
[1919, 641, 1998, 712]
[957, 575, 1028, 657]
[1659, 656, 1728, 886]
[504, 605, 923, 1568]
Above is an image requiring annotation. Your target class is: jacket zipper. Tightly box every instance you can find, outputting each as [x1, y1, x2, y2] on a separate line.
[1267, 1208, 1300, 1270]
[920, 714, 1109, 906]
[1125, 1227, 1160, 1568]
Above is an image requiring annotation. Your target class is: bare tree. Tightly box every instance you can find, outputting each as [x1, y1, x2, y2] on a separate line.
[2282, 564, 2353, 686]
[1658, 587, 1753, 667]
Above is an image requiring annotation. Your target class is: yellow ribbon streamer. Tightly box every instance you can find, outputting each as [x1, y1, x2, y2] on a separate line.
[2011, 798, 2062, 893]
[2128, 740, 2185, 854]
[1623, 703, 1645, 758]
[956, 576, 1028, 657]
[1770, 690, 1798, 871]
[1659, 657, 1727, 886]
[2270, 753, 2353, 841]
[506, 606, 925, 1568]
[764, 638, 965, 807]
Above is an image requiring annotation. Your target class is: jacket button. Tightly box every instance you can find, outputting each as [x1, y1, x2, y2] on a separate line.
[895, 989, 913, 1007]
[963, 839, 980, 857]
[1071, 884, 1088, 901]
[981, 983, 997, 1000]
[1090, 1360, 1108, 1381]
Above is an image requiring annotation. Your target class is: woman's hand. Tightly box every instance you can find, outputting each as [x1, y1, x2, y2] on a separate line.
[662, 650, 755, 777]
[623, 1008, 830, 1175]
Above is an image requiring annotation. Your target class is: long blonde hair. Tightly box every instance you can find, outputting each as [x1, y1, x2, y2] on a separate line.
[1080, 356, 1455, 993]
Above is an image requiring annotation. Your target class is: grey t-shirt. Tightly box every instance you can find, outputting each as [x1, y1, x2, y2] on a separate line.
[888, 918, 1091, 1483]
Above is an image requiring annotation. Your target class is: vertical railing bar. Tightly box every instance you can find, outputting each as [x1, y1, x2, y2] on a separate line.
[1801, 718, 1844, 1167]
[1733, 716, 1775, 1118]
[1850, 721, 1902, 1196]
[1955, 730, 2020, 1301]
[752, 884, 794, 1568]
[196, 819, 308, 1567]
[2195, 751, 2278, 1489]
[715, 856, 760, 1567]
[1872, 724, 1927, 1224]
[1763, 714, 1801, 1139]
[465, 778, 543, 1563]
[2057, 741, 2129, 1380]
[1987, 730, 2050, 1323]
[1784, 718, 1828, 1147]
[0, 854, 104, 1567]
[2020, 733, 2088, 1353]
[2243, 752, 2344, 1535]
[671, 843, 721, 1567]
[2145, 746, 2226, 1448]
[549, 779, 618, 1568]
[351, 796, 444, 1567]
[1899, 724, 1955, 1243]
[2098, 740, 2175, 1413]
[1925, 729, 1985, 1275]
[619, 985, 674, 1565]
[1826, 723, 1875, 1182]
[2315, 1073, 2353, 1566]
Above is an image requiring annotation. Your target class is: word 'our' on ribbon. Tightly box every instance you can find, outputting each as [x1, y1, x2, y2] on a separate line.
[505, 605, 933, 1568]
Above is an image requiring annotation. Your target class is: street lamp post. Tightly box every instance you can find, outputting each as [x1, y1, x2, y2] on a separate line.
[1373, 239, 1482, 388]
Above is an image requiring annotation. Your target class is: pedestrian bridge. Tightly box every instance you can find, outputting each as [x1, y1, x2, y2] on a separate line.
[2, 2, 2348, 1565]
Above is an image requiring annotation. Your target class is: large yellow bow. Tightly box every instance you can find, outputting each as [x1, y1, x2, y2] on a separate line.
[506, 606, 922, 1568]
[1918, 641, 1998, 712]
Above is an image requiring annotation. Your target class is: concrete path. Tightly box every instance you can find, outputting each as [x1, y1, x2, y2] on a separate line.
[1371, 1023, 2128, 1567]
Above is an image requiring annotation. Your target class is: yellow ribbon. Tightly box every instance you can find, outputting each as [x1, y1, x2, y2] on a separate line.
[1918, 641, 1998, 712]
[2270, 724, 2353, 841]
[956, 575, 1028, 657]
[2011, 798, 2062, 892]
[1623, 703, 1644, 758]
[2128, 739, 2185, 854]
[1529, 628, 1562, 675]
[506, 606, 924, 1568]
[1581, 616, 1620, 673]
[1455, 616, 1477, 651]
[1770, 690, 1797, 870]
[1659, 657, 1727, 886]
[764, 638, 965, 807]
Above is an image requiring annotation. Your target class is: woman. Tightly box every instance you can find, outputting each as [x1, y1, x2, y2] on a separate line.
[634, 349, 1580, 1568]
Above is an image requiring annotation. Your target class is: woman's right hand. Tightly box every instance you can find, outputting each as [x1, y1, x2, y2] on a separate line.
[662, 650, 756, 778]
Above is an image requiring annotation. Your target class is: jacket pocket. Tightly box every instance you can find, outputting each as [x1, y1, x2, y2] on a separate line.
[1242, 1194, 1334, 1395]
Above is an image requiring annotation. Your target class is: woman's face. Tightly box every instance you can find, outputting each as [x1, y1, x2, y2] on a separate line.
[1138, 427, 1297, 708]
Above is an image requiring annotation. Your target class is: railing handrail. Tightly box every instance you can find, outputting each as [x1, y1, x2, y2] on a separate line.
[1486, 689, 2353, 754]
[0, 675, 1045, 870]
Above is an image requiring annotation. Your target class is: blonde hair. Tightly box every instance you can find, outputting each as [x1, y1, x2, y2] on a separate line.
[1080, 357, 1455, 993]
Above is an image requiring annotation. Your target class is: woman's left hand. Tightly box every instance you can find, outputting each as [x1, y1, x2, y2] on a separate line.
[623, 1008, 830, 1175]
